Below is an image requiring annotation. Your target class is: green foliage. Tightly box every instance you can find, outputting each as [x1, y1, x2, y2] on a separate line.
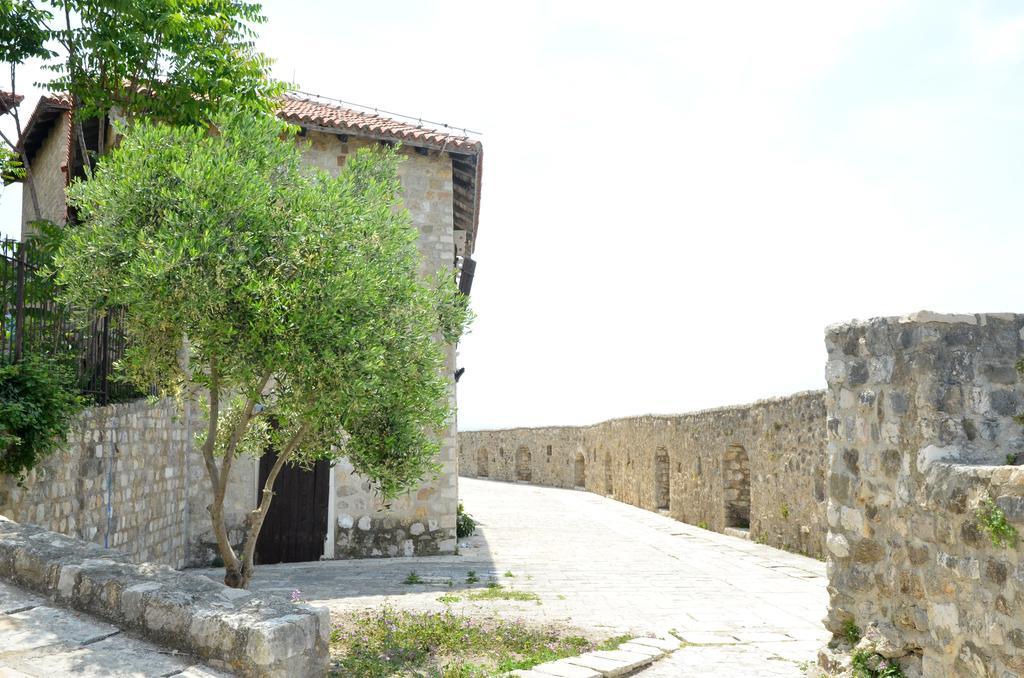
[465, 570, 479, 584]
[595, 634, 634, 651]
[2, 0, 281, 127]
[851, 650, 905, 678]
[1007, 453, 1017, 466]
[0, 354, 85, 481]
[57, 111, 471, 502]
[842, 619, 861, 644]
[503, 570, 515, 578]
[436, 594, 460, 604]
[0, 0, 53, 64]
[780, 503, 790, 520]
[466, 586, 541, 602]
[330, 607, 591, 677]
[697, 520, 709, 530]
[402, 571, 423, 585]
[0, 149, 24, 184]
[456, 501, 476, 538]
[976, 498, 1019, 548]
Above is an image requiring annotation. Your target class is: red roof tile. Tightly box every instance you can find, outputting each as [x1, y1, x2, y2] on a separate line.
[278, 96, 482, 154]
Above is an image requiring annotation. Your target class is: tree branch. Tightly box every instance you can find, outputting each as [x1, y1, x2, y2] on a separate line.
[216, 369, 273, 500]
[238, 421, 312, 577]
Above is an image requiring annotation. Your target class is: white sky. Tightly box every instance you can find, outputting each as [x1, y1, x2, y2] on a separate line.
[3, 1, 1024, 431]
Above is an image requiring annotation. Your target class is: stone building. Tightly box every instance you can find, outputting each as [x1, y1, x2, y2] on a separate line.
[2, 94, 483, 567]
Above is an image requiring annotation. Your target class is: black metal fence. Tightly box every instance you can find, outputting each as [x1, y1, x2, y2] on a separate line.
[0, 238, 137, 404]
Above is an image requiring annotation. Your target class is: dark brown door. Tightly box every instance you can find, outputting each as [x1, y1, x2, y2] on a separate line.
[254, 453, 330, 564]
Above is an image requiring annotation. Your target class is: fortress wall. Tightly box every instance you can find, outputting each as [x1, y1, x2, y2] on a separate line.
[459, 390, 828, 558]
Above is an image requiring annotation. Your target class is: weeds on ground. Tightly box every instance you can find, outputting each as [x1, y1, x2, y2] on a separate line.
[330, 607, 592, 677]
[842, 619, 861, 645]
[465, 586, 541, 603]
[402, 571, 424, 585]
[437, 594, 461, 604]
[466, 570, 480, 584]
[503, 570, 515, 578]
[851, 649, 906, 678]
[595, 634, 633, 651]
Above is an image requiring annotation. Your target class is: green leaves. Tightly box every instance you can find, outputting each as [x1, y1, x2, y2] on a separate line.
[0, 354, 85, 482]
[3, 0, 282, 127]
[57, 110, 471, 499]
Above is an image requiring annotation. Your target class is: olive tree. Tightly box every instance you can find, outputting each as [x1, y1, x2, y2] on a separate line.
[55, 111, 471, 588]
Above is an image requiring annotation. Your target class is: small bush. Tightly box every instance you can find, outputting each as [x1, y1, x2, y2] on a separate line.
[456, 501, 476, 538]
[842, 619, 861, 644]
[976, 497, 1019, 548]
[0, 355, 85, 482]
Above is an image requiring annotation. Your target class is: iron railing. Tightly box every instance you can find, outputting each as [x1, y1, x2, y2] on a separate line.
[0, 238, 138, 404]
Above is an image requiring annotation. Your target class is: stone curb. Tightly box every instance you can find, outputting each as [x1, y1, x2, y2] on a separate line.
[511, 636, 680, 678]
[0, 516, 329, 677]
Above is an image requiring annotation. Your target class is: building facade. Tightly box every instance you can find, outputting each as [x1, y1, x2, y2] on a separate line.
[3, 94, 482, 566]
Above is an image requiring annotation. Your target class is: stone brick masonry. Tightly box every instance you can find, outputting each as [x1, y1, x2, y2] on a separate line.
[0, 398, 191, 568]
[459, 391, 828, 558]
[823, 312, 1024, 677]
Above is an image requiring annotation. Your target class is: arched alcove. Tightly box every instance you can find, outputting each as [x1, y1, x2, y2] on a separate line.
[604, 454, 614, 496]
[724, 444, 751, 528]
[477, 448, 489, 477]
[573, 453, 586, 488]
[515, 446, 532, 482]
[655, 448, 670, 510]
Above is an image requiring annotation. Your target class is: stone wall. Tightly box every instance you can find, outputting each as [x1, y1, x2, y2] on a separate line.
[0, 516, 329, 677]
[0, 397, 192, 568]
[459, 390, 828, 558]
[822, 312, 1024, 677]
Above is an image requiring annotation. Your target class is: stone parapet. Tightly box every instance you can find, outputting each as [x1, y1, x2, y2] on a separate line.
[459, 390, 827, 558]
[0, 516, 329, 677]
[823, 312, 1024, 676]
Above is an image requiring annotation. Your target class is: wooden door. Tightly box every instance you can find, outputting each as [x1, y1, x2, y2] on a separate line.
[254, 452, 330, 564]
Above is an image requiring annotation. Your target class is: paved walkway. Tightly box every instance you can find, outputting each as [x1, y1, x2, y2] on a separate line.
[0, 581, 223, 677]
[217, 478, 829, 677]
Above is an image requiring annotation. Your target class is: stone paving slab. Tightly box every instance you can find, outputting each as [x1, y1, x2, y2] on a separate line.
[204, 478, 829, 678]
[0, 580, 229, 678]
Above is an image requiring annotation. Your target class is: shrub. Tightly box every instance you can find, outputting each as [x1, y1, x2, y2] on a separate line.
[0, 355, 85, 482]
[456, 501, 477, 538]
[976, 497, 1019, 548]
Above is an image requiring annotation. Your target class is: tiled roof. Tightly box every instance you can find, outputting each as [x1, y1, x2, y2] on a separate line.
[278, 96, 482, 154]
[0, 91, 24, 116]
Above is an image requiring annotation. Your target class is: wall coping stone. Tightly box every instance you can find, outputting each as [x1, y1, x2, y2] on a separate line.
[462, 389, 825, 433]
[0, 515, 329, 677]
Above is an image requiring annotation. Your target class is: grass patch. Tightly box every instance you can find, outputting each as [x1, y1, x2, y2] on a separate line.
[466, 586, 541, 603]
[595, 634, 632, 651]
[330, 607, 592, 677]
[437, 594, 461, 604]
[503, 570, 515, 578]
[402, 571, 424, 585]
[466, 570, 480, 584]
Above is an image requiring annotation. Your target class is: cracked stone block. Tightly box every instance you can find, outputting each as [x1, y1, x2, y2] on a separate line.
[0, 581, 45, 615]
[0, 606, 118, 653]
[5, 634, 194, 678]
[588, 649, 654, 672]
[564, 653, 637, 677]
[617, 641, 664, 657]
[528, 658, 602, 677]
[628, 637, 681, 652]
